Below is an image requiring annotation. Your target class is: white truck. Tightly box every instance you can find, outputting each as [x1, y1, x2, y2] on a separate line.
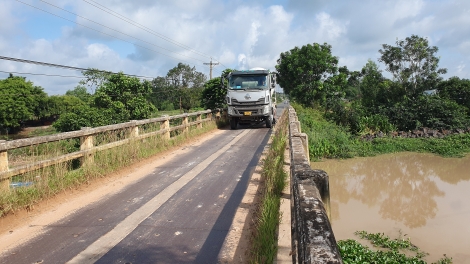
[224, 68, 277, 129]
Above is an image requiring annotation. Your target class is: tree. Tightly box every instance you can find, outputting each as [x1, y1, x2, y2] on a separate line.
[66, 85, 92, 103]
[48, 95, 87, 116]
[378, 35, 447, 97]
[0, 75, 46, 129]
[202, 69, 233, 110]
[150, 63, 207, 111]
[437, 77, 470, 111]
[359, 60, 386, 109]
[149, 76, 174, 110]
[166, 63, 206, 89]
[94, 73, 156, 122]
[53, 104, 111, 132]
[79, 68, 112, 93]
[275, 43, 340, 107]
[340, 67, 362, 100]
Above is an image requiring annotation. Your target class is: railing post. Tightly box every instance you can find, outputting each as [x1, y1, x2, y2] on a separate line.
[161, 116, 170, 140]
[0, 140, 9, 190]
[293, 133, 309, 164]
[208, 111, 213, 120]
[80, 127, 94, 166]
[196, 113, 202, 129]
[130, 120, 139, 138]
[183, 114, 189, 133]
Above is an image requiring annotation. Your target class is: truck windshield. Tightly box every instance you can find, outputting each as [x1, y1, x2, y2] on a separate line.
[229, 75, 268, 90]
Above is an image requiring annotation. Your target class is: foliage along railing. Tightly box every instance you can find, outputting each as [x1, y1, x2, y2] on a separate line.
[0, 109, 224, 189]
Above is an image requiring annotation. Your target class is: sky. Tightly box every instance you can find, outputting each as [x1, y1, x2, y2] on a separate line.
[0, 0, 469, 95]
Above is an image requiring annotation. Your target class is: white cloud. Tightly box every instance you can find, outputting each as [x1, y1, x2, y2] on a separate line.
[1, 0, 470, 94]
[456, 63, 465, 74]
[315, 12, 348, 41]
[238, 54, 248, 70]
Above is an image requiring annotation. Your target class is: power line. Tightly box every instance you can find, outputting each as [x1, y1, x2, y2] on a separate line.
[82, 0, 213, 60]
[0, 70, 86, 78]
[37, 0, 205, 63]
[82, 0, 228, 69]
[15, 0, 198, 66]
[0, 56, 155, 79]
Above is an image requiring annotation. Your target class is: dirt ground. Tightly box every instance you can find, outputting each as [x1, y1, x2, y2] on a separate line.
[0, 128, 244, 253]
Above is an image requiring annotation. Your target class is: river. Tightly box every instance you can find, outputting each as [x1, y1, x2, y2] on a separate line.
[312, 152, 470, 263]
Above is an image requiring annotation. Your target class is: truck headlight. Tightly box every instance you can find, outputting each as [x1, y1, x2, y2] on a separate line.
[264, 105, 270, 114]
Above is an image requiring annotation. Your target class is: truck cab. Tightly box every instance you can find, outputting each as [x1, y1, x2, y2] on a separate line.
[225, 68, 276, 129]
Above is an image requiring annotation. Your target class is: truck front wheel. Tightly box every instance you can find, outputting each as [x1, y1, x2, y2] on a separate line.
[265, 116, 273, 128]
[230, 118, 238, 130]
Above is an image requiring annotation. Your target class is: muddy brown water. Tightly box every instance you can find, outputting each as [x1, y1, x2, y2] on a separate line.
[312, 152, 470, 263]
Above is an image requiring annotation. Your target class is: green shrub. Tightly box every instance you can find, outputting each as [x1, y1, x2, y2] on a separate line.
[294, 103, 355, 160]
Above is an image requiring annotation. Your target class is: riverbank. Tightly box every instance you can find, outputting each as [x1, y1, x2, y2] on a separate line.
[293, 104, 470, 160]
[294, 103, 468, 263]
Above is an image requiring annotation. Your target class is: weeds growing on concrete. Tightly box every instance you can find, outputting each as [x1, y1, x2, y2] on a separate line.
[250, 112, 288, 263]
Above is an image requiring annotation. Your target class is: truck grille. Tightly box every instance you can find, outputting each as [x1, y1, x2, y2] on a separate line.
[231, 98, 265, 105]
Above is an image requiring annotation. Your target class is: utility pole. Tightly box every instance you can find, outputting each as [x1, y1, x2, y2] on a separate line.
[203, 58, 219, 79]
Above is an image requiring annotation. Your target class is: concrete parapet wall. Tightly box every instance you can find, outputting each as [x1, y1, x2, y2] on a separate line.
[288, 106, 342, 264]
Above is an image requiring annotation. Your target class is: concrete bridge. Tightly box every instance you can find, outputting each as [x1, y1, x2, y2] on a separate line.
[0, 103, 340, 263]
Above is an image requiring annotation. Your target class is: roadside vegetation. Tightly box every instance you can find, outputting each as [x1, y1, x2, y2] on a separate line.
[276, 35, 469, 263]
[250, 111, 288, 263]
[294, 103, 470, 160]
[0, 62, 231, 217]
[0, 63, 233, 136]
[0, 118, 222, 217]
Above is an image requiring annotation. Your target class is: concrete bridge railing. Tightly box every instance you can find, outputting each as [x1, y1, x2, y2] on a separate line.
[0, 109, 226, 189]
[287, 106, 342, 263]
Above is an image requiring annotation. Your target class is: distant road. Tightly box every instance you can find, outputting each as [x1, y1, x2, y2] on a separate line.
[0, 104, 287, 263]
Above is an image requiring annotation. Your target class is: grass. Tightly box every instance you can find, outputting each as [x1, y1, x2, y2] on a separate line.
[0, 118, 221, 217]
[250, 111, 288, 263]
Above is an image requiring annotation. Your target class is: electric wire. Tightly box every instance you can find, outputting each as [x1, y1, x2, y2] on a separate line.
[15, 0, 199, 66]
[37, 0, 205, 63]
[82, 0, 227, 68]
[82, 0, 213, 59]
[0, 70, 86, 78]
[0, 90, 206, 98]
[0, 56, 155, 79]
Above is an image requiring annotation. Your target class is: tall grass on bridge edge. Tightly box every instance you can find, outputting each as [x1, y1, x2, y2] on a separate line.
[250, 113, 288, 264]
[0, 119, 225, 217]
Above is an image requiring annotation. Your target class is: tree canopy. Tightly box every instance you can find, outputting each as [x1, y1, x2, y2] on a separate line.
[149, 63, 207, 111]
[378, 35, 447, 97]
[0, 75, 47, 129]
[275, 43, 342, 107]
[202, 69, 233, 110]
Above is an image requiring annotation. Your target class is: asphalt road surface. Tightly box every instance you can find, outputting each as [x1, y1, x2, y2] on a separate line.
[0, 103, 287, 264]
